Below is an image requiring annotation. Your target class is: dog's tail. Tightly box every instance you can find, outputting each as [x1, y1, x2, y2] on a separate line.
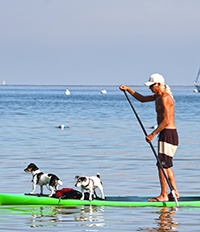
[96, 173, 103, 185]
[58, 180, 63, 186]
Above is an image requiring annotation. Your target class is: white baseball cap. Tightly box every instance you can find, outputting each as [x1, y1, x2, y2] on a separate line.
[144, 73, 165, 86]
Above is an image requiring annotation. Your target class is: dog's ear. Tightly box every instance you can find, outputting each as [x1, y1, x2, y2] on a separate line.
[75, 175, 79, 180]
[96, 173, 101, 179]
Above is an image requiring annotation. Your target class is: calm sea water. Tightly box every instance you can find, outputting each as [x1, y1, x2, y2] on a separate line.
[0, 85, 200, 231]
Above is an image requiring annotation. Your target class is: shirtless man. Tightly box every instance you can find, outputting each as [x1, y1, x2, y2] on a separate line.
[119, 73, 180, 202]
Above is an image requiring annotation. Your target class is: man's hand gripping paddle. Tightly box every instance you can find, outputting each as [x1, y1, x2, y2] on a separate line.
[123, 90, 179, 207]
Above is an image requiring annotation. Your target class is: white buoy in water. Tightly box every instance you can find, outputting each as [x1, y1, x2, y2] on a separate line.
[60, 124, 65, 130]
[101, 89, 107, 94]
[65, 89, 70, 95]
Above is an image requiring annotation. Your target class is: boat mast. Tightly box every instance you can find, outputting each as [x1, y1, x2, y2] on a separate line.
[194, 67, 200, 84]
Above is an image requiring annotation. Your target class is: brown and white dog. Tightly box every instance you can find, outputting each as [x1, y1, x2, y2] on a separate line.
[24, 163, 63, 197]
[75, 173, 105, 201]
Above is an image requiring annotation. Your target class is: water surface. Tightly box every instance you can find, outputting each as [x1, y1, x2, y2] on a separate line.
[0, 85, 200, 231]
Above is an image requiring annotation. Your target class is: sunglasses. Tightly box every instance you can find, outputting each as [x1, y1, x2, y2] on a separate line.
[149, 83, 158, 88]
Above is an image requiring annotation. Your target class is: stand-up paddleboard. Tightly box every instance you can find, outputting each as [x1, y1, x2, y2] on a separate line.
[1, 193, 200, 207]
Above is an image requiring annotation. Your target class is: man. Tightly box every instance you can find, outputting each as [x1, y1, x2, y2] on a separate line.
[119, 73, 180, 202]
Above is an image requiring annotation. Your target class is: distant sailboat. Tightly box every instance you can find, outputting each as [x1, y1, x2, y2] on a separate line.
[65, 89, 70, 95]
[2, 80, 6, 86]
[194, 68, 200, 92]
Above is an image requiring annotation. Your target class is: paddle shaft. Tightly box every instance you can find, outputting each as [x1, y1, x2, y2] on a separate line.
[123, 90, 179, 206]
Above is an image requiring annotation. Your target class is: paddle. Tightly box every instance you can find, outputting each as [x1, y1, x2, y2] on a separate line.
[123, 90, 179, 207]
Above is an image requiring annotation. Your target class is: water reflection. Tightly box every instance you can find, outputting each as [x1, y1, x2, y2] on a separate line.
[75, 205, 105, 228]
[30, 206, 66, 228]
[29, 205, 177, 230]
[145, 207, 178, 231]
[29, 205, 105, 228]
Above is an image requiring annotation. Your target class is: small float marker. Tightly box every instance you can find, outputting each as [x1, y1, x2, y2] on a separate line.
[101, 89, 107, 94]
[150, 125, 157, 129]
[56, 124, 70, 129]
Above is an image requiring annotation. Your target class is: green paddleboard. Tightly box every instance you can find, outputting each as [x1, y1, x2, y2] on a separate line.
[1, 193, 200, 207]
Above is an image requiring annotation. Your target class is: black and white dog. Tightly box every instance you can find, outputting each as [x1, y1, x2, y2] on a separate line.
[75, 173, 105, 201]
[24, 163, 63, 197]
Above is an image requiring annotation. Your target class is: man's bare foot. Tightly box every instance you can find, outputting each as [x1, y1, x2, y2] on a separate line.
[148, 196, 168, 202]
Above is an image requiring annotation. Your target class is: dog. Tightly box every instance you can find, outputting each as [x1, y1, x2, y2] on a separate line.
[75, 173, 105, 201]
[24, 163, 63, 197]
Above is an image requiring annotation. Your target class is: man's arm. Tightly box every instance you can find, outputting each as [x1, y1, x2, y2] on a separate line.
[119, 84, 156, 102]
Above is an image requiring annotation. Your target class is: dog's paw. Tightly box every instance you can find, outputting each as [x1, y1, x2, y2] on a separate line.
[80, 197, 84, 200]
[29, 192, 34, 195]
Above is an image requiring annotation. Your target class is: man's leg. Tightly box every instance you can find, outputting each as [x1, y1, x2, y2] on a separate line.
[148, 168, 169, 202]
[166, 168, 180, 198]
[157, 168, 169, 201]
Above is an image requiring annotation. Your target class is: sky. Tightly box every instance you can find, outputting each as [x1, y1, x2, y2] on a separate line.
[0, 0, 200, 86]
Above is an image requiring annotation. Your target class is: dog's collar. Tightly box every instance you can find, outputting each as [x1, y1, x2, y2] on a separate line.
[85, 178, 94, 188]
[32, 172, 44, 184]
